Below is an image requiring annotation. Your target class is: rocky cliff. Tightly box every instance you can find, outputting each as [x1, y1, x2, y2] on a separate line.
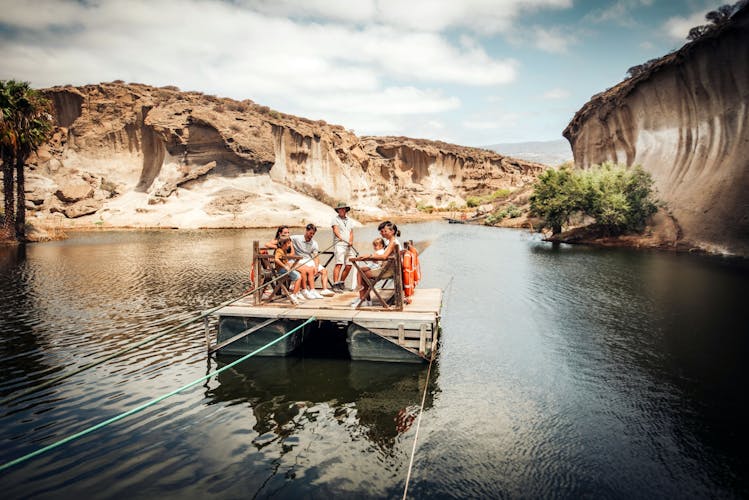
[18, 82, 543, 231]
[563, 5, 749, 256]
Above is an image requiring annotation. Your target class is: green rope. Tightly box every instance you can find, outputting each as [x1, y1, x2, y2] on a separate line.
[1, 240, 337, 405]
[0, 316, 315, 472]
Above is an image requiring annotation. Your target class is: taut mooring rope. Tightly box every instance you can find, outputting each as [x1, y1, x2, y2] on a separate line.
[1, 240, 337, 405]
[402, 354, 435, 499]
[0, 317, 316, 472]
[402, 276, 452, 499]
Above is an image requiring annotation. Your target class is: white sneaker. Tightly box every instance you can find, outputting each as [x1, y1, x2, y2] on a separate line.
[294, 292, 305, 302]
[302, 289, 314, 300]
[350, 298, 361, 308]
[319, 289, 335, 297]
[289, 295, 299, 305]
[311, 289, 324, 299]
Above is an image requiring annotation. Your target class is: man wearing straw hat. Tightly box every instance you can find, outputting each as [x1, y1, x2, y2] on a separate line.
[331, 201, 355, 292]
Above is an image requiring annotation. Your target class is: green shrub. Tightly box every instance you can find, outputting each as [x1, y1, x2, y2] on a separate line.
[466, 196, 481, 208]
[530, 162, 657, 235]
[490, 188, 511, 200]
[485, 204, 522, 225]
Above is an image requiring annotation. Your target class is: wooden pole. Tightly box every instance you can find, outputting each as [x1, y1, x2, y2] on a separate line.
[253, 241, 261, 305]
[393, 244, 404, 311]
[204, 316, 210, 351]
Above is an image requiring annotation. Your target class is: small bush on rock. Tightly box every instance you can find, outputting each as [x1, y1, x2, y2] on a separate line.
[530, 162, 657, 235]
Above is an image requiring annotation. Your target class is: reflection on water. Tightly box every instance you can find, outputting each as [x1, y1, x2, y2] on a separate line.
[1, 224, 748, 498]
[210, 357, 433, 453]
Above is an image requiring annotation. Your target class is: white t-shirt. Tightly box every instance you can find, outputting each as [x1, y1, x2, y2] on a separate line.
[366, 248, 386, 270]
[387, 237, 401, 251]
[331, 215, 352, 244]
[291, 234, 319, 265]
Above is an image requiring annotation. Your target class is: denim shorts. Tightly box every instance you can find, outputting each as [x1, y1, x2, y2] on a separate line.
[278, 268, 300, 281]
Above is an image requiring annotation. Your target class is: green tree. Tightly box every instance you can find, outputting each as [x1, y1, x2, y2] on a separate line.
[529, 166, 586, 235]
[0, 80, 53, 241]
[530, 163, 657, 236]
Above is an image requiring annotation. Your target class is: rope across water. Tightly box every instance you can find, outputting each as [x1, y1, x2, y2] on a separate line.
[0, 317, 316, 472]
[0, 241, 338, 405]
[401, 276, 452, 499]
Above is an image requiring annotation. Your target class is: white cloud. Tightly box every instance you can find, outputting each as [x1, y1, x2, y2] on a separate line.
[542, 88, 570, 100]
[585, 0, 655, 26]
[305, 87, 460, 115]
[663, 10, 709, 40]
[247, 0, 573, 34]
[533, 27, 576, 54]
[426, 120, 446, 130]
[241, 0, 378, 24]
[0, 0, 518, 93]
[463, 113, 520, 130]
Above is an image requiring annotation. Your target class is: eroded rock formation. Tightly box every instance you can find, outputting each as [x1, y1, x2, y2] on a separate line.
[564, 5, 749, 256]
[17, 82, 543, 230]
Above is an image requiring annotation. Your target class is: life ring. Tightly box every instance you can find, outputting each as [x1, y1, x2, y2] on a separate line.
[403, 250, 415, 298]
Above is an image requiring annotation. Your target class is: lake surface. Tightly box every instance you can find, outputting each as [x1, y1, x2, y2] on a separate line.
[1, 222, 747, 498]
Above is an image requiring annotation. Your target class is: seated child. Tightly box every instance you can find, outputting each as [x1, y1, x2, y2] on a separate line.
[274, 237, 302, 305]
[352, 238, 386, 307]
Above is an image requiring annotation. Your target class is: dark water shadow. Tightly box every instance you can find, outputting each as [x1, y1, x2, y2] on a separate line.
[209, 356, 437, 451]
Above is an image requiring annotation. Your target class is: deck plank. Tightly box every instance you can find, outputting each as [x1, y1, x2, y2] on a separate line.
[216, 288, 441, 325]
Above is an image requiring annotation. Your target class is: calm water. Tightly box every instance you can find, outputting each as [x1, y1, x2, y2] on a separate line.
[1, 223, 747, 498]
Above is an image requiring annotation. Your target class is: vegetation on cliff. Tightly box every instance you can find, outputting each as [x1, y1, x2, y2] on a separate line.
[625, 1, 746, 79]
[530, 163, 658, 236]
[1, 80, 53, 242]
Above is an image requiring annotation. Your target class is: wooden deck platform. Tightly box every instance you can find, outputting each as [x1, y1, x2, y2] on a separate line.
[213, 288, 442, 363]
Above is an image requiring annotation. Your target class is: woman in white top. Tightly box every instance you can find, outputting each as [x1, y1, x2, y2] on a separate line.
[350, 221, 401, 307]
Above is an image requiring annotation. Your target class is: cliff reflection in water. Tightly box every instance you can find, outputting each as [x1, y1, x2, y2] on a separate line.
[209, 356, 437, 453]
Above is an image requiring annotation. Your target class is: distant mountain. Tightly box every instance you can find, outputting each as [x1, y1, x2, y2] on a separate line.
[485, 139, 572, 167]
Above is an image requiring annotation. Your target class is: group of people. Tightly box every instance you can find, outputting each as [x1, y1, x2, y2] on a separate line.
[263, 200, 405, 307]
[266, 223, 334, 305]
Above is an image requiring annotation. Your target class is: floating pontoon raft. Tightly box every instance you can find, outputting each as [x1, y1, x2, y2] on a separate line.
[211, 242, 441, 363]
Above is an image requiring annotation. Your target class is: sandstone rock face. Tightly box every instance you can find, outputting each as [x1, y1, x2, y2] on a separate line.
[55, 177, 94, 203]
[18, 81, 544, 230]
[564, 6, 749, 256]
[63, 199, 104, 218]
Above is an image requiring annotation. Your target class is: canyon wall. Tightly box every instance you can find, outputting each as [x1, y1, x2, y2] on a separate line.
[19, 82, 543, 230]
[564, 6, 749, 256]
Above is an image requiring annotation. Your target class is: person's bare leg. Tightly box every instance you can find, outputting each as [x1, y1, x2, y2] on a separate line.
[340, 264, 352, 283]
[333, 264, 342, 283]
[319, 268, 329, 290]
[303, 267, 315, 291]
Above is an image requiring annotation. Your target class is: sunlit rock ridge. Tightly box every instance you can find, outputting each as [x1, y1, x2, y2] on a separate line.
[24, 82, 543, 230]
[564, 5, 749, 256]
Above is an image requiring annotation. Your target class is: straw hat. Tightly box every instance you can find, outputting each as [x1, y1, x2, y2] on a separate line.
[334, 201, 351, 212]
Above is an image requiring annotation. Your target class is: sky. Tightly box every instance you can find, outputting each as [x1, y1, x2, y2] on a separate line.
[0, 0, 728, 146]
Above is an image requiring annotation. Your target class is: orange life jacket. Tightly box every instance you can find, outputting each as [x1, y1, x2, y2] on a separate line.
[403, 251, 415, 298]
[408, 246, 421, 285]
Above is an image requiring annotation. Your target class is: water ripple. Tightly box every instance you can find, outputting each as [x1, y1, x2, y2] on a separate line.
[1, 227, 748, 498]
